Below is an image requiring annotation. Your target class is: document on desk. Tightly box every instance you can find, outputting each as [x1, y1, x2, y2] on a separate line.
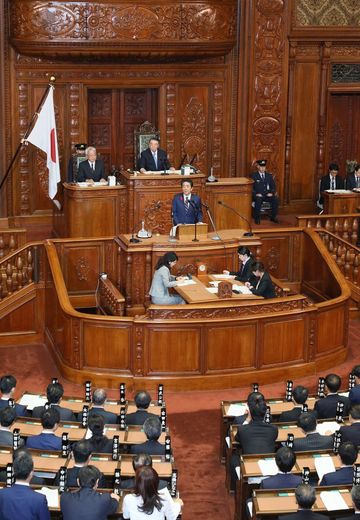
[232, 284, 252, 294]
[35, 487, 59, 508]
[176, 279, 196, 286]
[212, 274, 235, 279]
[316, 421, 340, 435]
[314, 454, 336, 481]
[258, 458, 278, 476]
[18, 394, 47, 410]
[227, 403, 248, 416]
[77, 182, 105, 187]
[325, 189, 352, 194]
[320, 490, 349, 511]
[206, 287, 218, 294]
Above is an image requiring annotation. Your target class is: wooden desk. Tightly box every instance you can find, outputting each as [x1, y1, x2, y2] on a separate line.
[174, 275, 261, 304]
[323, 190, 360, 214]
[55, 183, 126, 238]
[253, 486, 352, 517]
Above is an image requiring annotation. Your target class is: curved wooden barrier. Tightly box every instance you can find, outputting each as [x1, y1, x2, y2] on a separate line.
[39, 228, 350, 391]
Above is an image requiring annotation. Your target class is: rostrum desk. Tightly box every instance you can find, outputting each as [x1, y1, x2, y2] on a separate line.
[55, 175, 254, 238]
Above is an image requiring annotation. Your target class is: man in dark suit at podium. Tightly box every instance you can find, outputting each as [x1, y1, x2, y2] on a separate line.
[172, 179, 203, 225]
[318, 162, 344, 206]
[138, 137, 173, 173]
[251, 159, 279, 224]
[77, 146, 107, 183]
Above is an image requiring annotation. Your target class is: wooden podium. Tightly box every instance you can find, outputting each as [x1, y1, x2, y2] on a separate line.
[175, 223, 208, 240]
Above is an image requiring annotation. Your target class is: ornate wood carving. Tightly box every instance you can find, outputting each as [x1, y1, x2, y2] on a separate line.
[212, 83, 224, 177]
[181, 96, 207, 172]
[75, 257, 90, 281]
[249, 0, 288, 199]
[165, 83, 176, 165]
[18, 83, 30, 215]
[9, 1, 237, 59]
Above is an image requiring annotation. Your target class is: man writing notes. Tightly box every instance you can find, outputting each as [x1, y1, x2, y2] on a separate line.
[251, 159, 279, 224]
[138, 137, 173, 173]
[77, 146, 107, 183]
[172, 179, 203, 225]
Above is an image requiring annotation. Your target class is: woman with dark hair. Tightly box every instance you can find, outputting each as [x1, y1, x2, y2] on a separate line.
[149, 252, 186, 305]
[122, 466, 181, 519]
[223, 246, 256, 283]
[86, 414, 112, 454]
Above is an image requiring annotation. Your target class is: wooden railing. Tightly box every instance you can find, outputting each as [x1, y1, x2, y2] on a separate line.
[297, 214, 359, 245]
[317, 230, 360, 289]
[0, 243, 41, 301]
[98, 276, 125, 316]
[0, 229, 27, 259]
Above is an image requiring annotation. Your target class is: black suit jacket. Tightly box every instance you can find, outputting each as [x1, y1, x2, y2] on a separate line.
[0, 429, 24, 448]
[319, 174, 344, 204]
[138, 148, 170, 172]
[130, 439, 166, 456]
[251, 272, 276, 299]
[60, 487, 118, 520]
[280, 512, 330, 520]
[314, 394, 350, 420]
[230, 258, 256, 284]
[77, 159, 106, 182]
[293, 432, 333, 452]
[320, 466, 353, 486]
[124, 409, 158, 426]
[235, 420, 278, 455]
[88, 435, 113, 454]
[78, 407, 118, 425]
[261, 472, 302, 489]
[0, 399, 27, 417]
[339, 422, 360, 446]
[346, 173, 360, 190]
[54, 466, 106, 488]
[32, 404, 76, 422]
[278, 406, 303, 423]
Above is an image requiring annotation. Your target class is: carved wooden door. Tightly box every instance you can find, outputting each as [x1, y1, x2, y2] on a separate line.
[326, 94, 360, 175]
[88, 89, 157, 173]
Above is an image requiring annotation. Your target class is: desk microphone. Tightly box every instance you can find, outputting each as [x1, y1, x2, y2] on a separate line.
[217, 200, 253, 236]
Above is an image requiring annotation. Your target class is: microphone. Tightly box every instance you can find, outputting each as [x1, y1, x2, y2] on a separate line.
[200, 201, 209, 210]
[217, 200, 253, 236]
[129, 220, 142, 243]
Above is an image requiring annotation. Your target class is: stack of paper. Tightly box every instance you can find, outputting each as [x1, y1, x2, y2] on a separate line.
[35, 487, 59, 508]
[206, 287, 218, 294]
[258, 458, 278, 476]
[176, 279, 196, 286]
[316, 421, 340, 435]
[227, 403, 248, 416]
[18, 394, 47, 411]
[314, 454, 336, 481]
[320, 490, 349, 511]
[232, 284, 252, 294]
[213, 274, 235, 279]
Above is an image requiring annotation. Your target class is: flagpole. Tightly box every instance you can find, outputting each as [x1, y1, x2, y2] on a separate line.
[0, 75, 56, 193]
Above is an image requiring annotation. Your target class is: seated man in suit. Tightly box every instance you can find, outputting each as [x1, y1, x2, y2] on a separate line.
[320, 441, 357, 486]
[77, 146, 107, 183]
[339, 404, 360, 446]
[251, 159, 279, 224]
[223, 246, 256, 284]
[130, 416, 165, 456]
[125, 390, 158, 426]
[246, 262, 276, 299]
[0, 374, 27, 417]
[32, 381, 76, 422]
[232, 391, 266, 427]
[293, 412, 333, 452]
[54, 439, 106, 488]
[87, 414, 113, 454]
[0, 448, 50, 520]
[280, 483, 330, 520]
[26, 408, 62, 451]
[278, 385, 309, 423]
[78, 388, 118, 425]
[349, 365, 360, 406]
[314, 373, 350, 419]
[120, 453, 168, 490]
[138, 137, 173, 173]
[318, 162, 344, 206]
[346, 164, 360, 191]
[0, 406, 24, 447]
[261, 446, 302, 489]
[60, 465, 119, 520]
[230, 396, 278, 490]
[172, 178, 203, 225]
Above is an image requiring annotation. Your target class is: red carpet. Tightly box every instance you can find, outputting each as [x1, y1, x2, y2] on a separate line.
[1, 318, 360, 519]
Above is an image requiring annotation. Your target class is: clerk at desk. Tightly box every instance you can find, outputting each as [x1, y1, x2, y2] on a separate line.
[77, 146, 107, 183]
[172, 179, 203, 225]
[138, 137, 173, 173]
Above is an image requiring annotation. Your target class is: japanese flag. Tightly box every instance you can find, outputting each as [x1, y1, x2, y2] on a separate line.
[27, 86, 60, 199]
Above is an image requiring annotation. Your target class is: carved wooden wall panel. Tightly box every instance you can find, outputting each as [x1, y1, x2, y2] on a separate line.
[9, 1, 237, 58]
[246, 0, 290, 204]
